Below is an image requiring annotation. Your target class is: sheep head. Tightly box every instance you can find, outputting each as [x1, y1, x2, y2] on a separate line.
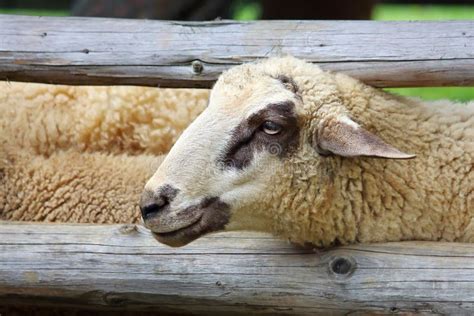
[140, 57, 414, 247]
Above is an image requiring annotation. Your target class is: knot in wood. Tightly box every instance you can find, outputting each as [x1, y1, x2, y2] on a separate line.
[192, 60, 203, 74]
[390, 307, 400, 313]
[119, 224, 138, 235]
[329, 256, 356, 278]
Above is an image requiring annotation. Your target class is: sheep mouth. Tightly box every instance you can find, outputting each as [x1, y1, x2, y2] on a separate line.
[151, 215, 203, 247]
[149, 197, 231, 247]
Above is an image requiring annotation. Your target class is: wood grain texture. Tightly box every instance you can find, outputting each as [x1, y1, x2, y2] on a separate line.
[0, 15, 473, 88]
[0, 221, 473, 315]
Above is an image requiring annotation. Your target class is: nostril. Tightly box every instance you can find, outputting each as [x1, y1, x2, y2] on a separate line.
[140, 203, 161, 220]
[140, 185, 179, 220]
[140, 203, 156, 219]
[140, 195, 168, 220]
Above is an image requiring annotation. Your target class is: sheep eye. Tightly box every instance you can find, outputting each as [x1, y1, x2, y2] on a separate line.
[261, 121, 282, 135]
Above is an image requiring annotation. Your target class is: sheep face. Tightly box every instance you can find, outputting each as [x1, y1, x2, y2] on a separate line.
[141, 57, 414, 247]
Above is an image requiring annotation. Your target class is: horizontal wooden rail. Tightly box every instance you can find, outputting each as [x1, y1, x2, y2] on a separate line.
[0, 15, 473, 88]
[0, 222, 473, 314]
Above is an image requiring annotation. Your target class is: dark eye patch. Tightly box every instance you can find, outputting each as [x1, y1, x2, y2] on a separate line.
[218, 101, 300, 170]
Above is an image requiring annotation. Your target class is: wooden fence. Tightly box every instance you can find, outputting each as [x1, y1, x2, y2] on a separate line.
[1, 222, 474, 315]
[0, 15, 473, 88]
[0, 15, 473, 315]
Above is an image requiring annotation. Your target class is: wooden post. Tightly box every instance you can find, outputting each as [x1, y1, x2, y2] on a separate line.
[1, 15, 473, 88]
[0, 222, 473, 315]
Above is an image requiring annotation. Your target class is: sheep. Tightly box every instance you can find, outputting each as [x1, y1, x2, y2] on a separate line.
[0, 81, 207, 222]
[1, 58, 472, 247]
[141, 56, 474, 247]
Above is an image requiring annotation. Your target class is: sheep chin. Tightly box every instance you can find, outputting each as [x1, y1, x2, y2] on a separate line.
[149, 197, 231, 247]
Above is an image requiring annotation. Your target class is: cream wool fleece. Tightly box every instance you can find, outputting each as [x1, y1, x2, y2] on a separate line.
[0, 82, 209, 156]
[1, 82, 207, 222]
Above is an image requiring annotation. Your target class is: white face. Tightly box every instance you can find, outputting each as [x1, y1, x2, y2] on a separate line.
[140, 58, 413, 247]
[141, 71, 303, 247]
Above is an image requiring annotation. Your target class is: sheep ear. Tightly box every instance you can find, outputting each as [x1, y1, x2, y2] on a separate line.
[314, 116, 415, 159]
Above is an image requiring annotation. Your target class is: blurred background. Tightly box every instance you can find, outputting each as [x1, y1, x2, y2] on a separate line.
[1, 0, 473, 101]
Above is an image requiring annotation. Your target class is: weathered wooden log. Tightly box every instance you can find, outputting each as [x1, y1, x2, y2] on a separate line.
[0, 221, 473, 315]
[1, 15, 473, 88]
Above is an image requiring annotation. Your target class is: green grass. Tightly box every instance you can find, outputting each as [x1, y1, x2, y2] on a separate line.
[0, 8, 69, 16]
[386, 87, 474, 102]
[233, 1, 261, 20]
[373, 4, 474, 20]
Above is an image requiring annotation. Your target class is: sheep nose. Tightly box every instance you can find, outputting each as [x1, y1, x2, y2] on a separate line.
[139, 185, 178, 220]
[140, 193, 168, 220]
